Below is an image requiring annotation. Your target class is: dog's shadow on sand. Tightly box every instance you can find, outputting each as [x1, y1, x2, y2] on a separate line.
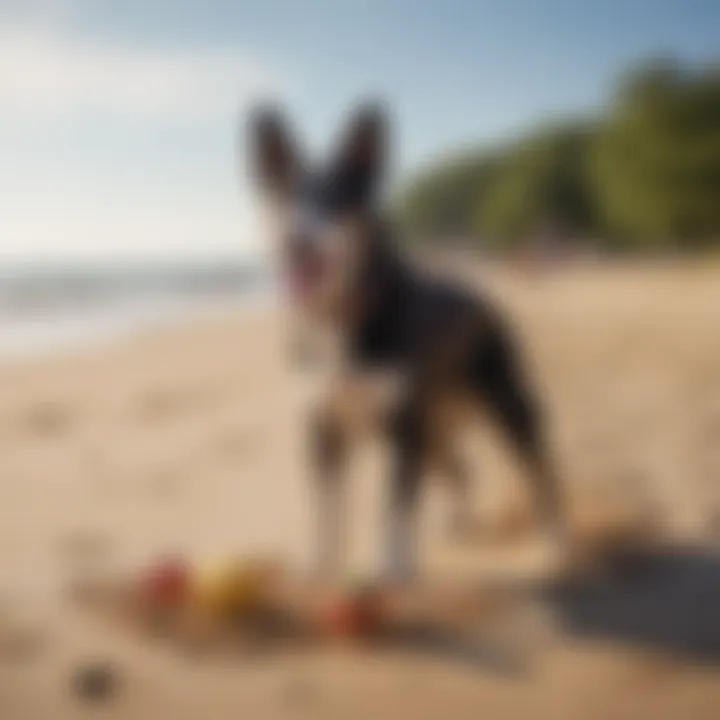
[386, 542, 720, 674]
[542, 543, 720, 665]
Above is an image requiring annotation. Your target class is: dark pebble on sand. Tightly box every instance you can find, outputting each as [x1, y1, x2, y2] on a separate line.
[72, 661, 118, 702]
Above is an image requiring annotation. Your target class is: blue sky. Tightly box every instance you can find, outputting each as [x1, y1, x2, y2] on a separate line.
[1, 0, 718, 260]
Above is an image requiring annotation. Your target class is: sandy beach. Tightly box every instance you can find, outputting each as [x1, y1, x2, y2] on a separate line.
[2, 262, 720, 719]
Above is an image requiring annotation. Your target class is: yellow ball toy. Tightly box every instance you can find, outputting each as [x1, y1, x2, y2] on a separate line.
[191, 557, 278, 620]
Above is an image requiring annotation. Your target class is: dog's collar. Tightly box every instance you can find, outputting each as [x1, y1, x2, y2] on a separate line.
[341, 288, 367, 329]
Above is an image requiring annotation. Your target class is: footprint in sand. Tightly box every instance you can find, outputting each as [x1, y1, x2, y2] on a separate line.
[0, 597, 51, 664]
[20, 400, 75, 438]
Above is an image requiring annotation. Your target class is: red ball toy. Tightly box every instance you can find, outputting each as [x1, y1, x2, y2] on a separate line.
[139, 556, 190, 608]
[317, 585, 384, 639]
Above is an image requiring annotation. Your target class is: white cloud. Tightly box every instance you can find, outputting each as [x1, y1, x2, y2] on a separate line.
[0, 17, 281, 258]
[0, 22, 280, 120]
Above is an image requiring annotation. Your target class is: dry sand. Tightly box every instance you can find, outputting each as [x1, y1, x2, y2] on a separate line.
[1, 262, 720, 719]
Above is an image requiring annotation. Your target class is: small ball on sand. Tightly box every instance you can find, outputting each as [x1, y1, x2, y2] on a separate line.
[72, 661, 118, 703]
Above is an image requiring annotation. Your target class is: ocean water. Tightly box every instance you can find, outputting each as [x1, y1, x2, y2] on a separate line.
[0, 260, 275, 359]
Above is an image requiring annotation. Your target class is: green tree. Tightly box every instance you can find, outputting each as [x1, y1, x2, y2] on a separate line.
[478, 122, 596, 246]
[399, 58, 720, 251]
[397, 150, 501, 241]
[591, 60, 720, 246]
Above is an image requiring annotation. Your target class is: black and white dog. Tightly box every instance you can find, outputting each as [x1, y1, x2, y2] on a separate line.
[245, 101, 565, 584]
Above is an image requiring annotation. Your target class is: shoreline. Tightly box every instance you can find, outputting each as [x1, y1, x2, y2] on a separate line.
[0, 288, 276, 364]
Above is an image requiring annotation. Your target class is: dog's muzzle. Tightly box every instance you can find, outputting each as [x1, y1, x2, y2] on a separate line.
[285, 233, 325, 302]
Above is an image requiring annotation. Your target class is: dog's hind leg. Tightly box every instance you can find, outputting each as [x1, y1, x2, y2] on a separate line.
[494, 390, 564, 540]
[478, 344, 565, 542]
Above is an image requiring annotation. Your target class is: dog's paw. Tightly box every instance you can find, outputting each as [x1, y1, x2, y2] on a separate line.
[381, 554, 418, 588]
[381, 569, 417, 590]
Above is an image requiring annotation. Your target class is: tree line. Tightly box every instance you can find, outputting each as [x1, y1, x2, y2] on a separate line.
[398, 60, 720, 251]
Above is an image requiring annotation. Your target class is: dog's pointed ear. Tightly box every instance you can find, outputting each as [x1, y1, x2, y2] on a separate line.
[330, 100, 388, 202]
[247, 105, 300, 193]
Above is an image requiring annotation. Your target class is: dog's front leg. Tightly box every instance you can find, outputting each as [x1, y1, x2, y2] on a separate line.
[310, 410, 347, 581]
[383, 401, 426, 585]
